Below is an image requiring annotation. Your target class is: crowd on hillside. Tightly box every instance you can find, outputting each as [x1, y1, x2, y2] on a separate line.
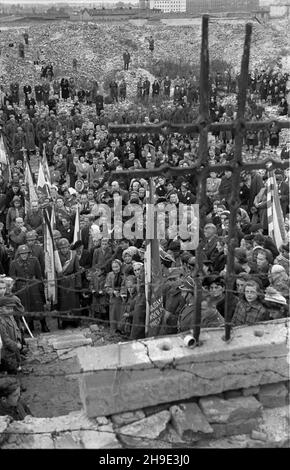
[0, 51, 289, 393]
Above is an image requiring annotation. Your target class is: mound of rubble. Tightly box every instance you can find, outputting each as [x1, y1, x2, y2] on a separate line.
[0, 18, 289, 99]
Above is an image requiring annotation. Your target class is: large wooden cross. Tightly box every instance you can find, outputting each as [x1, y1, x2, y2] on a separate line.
[109, 16, 289, 343]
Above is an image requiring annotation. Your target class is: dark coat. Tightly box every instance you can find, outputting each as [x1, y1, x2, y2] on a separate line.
[9, 256, 44, 312]
[57, 251, 81, 313]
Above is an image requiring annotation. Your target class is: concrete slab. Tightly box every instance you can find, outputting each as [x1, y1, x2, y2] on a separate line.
[170, 402, 213, 441]
[52, 337, 92, 350]
[199, 396, 262, 424]
[258, 406, 290, 447]
[258, 382, 288, 408]
[79, 424, 121, 449]
[56, 346, 90, 360]
[77, 319, 289, 417]
[117, 410, 171, 447]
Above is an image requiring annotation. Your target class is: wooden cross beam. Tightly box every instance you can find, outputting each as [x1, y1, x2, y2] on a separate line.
[109, 119, 290, 135]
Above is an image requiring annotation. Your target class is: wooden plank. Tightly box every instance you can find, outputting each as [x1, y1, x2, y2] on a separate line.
[109, 119, 290, 135]
[111, 159, 290, 179]
[193, 15, 210, 343]
[224, 23, 252, 341]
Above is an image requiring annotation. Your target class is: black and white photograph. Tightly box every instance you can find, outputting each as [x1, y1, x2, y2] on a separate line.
[0, 0, 289, 454]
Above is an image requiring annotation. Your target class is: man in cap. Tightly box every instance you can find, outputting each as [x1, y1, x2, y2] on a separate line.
[9, 245, 48, 332]
[177, 276, 196, 332]
[24, 230, 45, 277]
[57, 238, 82, 329]
[159, 267, 185, 335]
[24, 201, 43, 237]
[203, 223, 219, 263]
[9, 217, 27, 251]
[53, 230, 62, 249]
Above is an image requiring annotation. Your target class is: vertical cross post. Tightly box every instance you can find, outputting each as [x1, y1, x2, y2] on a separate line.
[224, 23, 252, 341]
[193, 15, 210, 343]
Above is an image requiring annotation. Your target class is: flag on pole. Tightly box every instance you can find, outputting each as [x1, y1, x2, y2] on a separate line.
[37, 161, 47, 189]
[43, 209, 62, 305]
[144, 178, 164, 337]
[0, 134, 11, 182]
[24, 157, 38, 204]
[73, 204, 81, 244]
[266, 170, 286, 250]
[43, 209, 58, 305]
[37, 160, 50, 198]
[50, 204, 56, 229]
[42, 144, 51, 185]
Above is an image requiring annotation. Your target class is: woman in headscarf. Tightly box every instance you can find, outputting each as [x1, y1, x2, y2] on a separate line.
[104, 259, 125, 333]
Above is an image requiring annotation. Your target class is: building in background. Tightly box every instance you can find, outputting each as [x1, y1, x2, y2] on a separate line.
[186, 0, 259, 14]
[139, 0, 186, 11]
[139, 0, 150, 8]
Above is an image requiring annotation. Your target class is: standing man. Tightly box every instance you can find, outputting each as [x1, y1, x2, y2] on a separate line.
[152, 79, 160, 101]
[23, 32, 29, 45]
[109, 80, 118, 103]
[24, 202, 43, 237]
[34, 83, 43, 106]
[123, 50, 131, 70]
[57, 238, 82, 329]
[9, 244, 48, 332]
[148, 36, 154, 53]
[42, 80, 50, 106]
[10, 82, 19, 106]
[25, 230, 45, 277]
[163, 75, 171, 98]
[23, 84, 32, 102]
[119, 78, 127, 101]
[18, 43, 25, 58]
[143, 77, 150, 105]
[137, 77, 143, 101]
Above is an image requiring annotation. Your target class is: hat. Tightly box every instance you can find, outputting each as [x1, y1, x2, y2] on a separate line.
[26, 230, 37, 240]
[71, 240, 84, 250]
[180, 251, 192, 263]
[271, 265, 286, 274]
[167, 267, 184, 280]
[179, 276, 195, 292]
[53, 230, 61, 239]
[58, 238, 70, 248]
[234, 248, 248, 264]
[132, 261, 143, 270]
[207, 276, 225, 288]
[0, 377, 19, 396]
[12, 195, 21, 203]
[264, 287, 287, 305]
[122, 248, 133, 260]
[250, 223, 262, 233]
[159, 247, 175, 263]
[112, 259, 122, 268]
[68, 188, 77, 196]
[18, 244, 30, 254]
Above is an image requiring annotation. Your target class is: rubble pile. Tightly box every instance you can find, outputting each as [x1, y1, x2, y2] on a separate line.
[0, 19, 289, 99]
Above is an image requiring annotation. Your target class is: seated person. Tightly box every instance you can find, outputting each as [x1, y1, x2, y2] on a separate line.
[0, 376, 31, 420]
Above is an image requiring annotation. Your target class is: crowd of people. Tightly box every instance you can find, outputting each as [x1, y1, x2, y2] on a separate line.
[0, 38, 289, 409]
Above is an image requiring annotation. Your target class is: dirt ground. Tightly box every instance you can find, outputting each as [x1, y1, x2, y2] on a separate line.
[19, 317, 126, 418]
